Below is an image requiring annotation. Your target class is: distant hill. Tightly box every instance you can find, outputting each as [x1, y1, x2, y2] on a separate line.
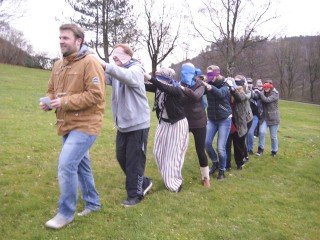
[0, 37, 42, 68]
[169, 35, 320, 104]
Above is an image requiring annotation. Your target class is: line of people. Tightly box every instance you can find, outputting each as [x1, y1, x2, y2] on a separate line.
[39, 24, 280, 229]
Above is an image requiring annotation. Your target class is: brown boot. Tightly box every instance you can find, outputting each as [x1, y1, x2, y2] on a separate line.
[202, 177, 211, 187]
[200, 167, 211, 187]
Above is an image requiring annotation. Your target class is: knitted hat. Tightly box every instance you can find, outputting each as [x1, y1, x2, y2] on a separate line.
[263, 82, 273, 89]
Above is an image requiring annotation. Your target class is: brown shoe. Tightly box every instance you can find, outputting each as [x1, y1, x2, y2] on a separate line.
[202, 177, 211, 187]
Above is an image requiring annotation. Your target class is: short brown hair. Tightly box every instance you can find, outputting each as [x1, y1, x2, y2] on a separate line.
[207, 65, 220, 72]
[59, 23, 85, 45]
[114, 43, 134, 57]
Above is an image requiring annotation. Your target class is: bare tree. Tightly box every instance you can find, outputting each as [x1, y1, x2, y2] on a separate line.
[142, 0, 181, 74]
[0, 0, 24, 26]
[190, 0, 276, 76]
[66, 0, 141, 62]
[0, 24, 33, 65]
[273, 40, 287, 97]
[273, 38, 302, 99]
[304, 36, 320, 102]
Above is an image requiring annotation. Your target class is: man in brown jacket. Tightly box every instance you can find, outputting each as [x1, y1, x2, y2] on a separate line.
[39, 24, 105, 229]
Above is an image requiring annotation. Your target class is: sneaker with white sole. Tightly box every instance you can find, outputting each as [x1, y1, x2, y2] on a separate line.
[45, 214, 73, 229]
[143, 178, 153, 196]
[77, 208, 100, 217]
[121, 197, 142, 207]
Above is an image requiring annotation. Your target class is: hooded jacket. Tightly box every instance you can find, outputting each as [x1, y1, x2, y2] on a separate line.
[260, 88, 280, 125]
[47, 45, 106, 136]
[105, 59, 150, 132]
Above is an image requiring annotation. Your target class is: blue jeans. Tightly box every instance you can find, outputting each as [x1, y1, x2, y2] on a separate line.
[205, 118, 231, 171]
[246, 115, 259, 151]
[258, 121, 279, 152]
[58, 130, 101, 219]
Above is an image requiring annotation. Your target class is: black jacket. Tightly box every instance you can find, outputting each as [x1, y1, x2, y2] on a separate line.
[145, 77, 186, 124]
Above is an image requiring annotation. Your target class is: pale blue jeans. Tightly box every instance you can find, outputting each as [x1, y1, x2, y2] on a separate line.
[246, 115, 259, 152]
[205, 118, 232, 171]
[58, 130, 101, 220]
[258, 121, 279, 153]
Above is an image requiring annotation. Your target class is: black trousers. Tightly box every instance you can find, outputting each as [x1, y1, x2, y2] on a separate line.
[226, 132, 246, 168]
[190, 126, 208, 167]
[226, 121, 252, 168]
[116, 128, 149, 198]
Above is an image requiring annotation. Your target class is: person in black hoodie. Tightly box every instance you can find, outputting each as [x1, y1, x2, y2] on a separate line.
[145, 67, 189, 192]
[180, 63, 210, 187]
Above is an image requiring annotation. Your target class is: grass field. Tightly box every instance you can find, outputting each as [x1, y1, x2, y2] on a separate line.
[0, 63, 319, 240]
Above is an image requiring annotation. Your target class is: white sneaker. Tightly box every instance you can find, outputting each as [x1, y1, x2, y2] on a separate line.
[45, 214, 73, 229]
[77, 208, 100, 217]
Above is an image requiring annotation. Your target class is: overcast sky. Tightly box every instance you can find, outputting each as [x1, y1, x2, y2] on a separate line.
[9, 0, 320, 69]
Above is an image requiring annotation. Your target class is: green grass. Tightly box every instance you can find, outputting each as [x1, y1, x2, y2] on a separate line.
[0, 63, 319, 240]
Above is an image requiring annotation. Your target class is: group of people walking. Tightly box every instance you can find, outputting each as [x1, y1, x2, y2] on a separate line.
[39, 23, 280, 229]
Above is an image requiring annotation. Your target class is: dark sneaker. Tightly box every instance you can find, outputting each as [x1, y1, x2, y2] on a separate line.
[271, 151, 277, 157]
[143, 178, 153, 196]
[256, 147, 264, 157]
[248, 150, 254, 155]
[121, 197, 142, 207]
[217, 170, 225, 180]
[209, 162, 219, 175]
[237, 163, 245, 170]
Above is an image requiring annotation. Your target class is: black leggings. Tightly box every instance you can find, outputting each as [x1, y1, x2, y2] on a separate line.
[190, 126, 208, 167]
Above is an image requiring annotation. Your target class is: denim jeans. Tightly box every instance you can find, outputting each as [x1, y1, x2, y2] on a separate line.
[58, 130, 101, 219]
[246, 115, 259, 151]
[205, 118, 231, 171]
[258, 120, 279, 152]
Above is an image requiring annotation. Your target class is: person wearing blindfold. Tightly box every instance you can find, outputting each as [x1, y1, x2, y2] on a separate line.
[201, 65, 232, 180]
[255, 80, 280, 157]
[180, 63, 210, 188]
[246, 79, 264, 155]
[225, 75, 253, 170]
[103, 44, 152, 207]
[144, 67, 189, 193]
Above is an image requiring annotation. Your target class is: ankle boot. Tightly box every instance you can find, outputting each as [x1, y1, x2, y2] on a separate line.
[209, 161, 219, 175]
[200, 167, 211, 187]
[217, 169, 225, 180]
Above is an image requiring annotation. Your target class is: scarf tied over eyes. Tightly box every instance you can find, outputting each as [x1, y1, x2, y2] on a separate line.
[206, 70, 220, 82]
[155, 67, 180, 87]
[155, 75, 180, 87]
[111, 49, 131, 64]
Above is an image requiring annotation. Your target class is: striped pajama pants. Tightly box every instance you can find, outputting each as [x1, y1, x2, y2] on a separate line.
[153, 118, 189, 192]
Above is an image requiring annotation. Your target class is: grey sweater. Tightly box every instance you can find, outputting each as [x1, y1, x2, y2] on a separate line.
[105, 61, 150, 132]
